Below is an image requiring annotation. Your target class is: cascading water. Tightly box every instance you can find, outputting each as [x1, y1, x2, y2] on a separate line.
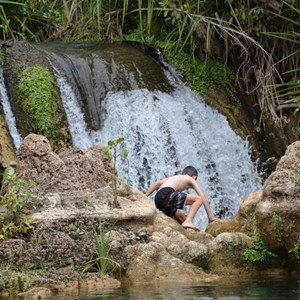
[0, 64, 22, 149]
[39, 43, 262, 229]
[91, 88, 262, 229]
[2, 42, 262, 229]
[50, 64, 91, 149]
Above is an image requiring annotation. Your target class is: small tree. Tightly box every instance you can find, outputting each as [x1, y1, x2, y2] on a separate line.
[103, 137, 128, 208]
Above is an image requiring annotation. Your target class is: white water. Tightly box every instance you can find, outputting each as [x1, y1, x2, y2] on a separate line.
[92, 89, 262, 229]
[50, 64, 91, 149]
[52, 65, 262, 229]
[0, 65, 22, 149]
[0, 54, 262, 230]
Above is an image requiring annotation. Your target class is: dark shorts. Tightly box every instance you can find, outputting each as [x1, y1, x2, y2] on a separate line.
[154, 187, 188, 218]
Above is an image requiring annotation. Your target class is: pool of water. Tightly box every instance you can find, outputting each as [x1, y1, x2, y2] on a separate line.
[35, 274, 300, 300]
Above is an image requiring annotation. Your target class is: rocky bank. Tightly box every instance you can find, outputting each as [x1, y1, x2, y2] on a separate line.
[0, 134, 299, 299]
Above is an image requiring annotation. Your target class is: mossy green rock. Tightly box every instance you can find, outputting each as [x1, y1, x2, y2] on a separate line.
[3, 41, 71, 151]
[18, 66, 57, 137]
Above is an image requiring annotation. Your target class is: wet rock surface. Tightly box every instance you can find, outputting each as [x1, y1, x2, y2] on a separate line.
[256, 141, 300, 255]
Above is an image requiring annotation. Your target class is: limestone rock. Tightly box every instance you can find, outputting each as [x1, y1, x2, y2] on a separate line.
[8, 133, 157, 230]
[0, 115, 15, 168]
[208, 232, 252, 274]
[14, 133, 113, 193]
[124, 241, 208, 283]
[206, 191, 262, 236]
[256, 141, 300, 256]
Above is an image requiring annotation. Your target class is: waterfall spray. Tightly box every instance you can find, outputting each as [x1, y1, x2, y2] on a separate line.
[0, 65, 22, 149]
[41, 43, 263, 229]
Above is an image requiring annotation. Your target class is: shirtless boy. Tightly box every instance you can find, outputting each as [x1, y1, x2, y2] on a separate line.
[145, 166, 217, 231]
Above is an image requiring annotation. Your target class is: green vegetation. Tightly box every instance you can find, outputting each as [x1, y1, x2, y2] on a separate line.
[82, 222, 119, 275]
[243, 229, 277, 263]
[289, 237, 300, 260]
[0, 167, 38, 240]
[154, 39, 234, 94]
[103, 137, 128, 208]
[265, 1, 300, 112]
[0, 1, 299, 125]
[294, 171, 300, 185]
[17, 66, 57, 137]
[0, 270, 34, 293]
[287, 222, 295, 231]
[243, 215, 277, 263]
[270, 213, 284, 242]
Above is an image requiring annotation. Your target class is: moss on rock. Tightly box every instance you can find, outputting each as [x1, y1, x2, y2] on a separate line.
[17, 66, 56, 137]
[3, 41, 71, 152]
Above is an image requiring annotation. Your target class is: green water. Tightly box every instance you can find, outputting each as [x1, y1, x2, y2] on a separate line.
[21, 274, 299, 300]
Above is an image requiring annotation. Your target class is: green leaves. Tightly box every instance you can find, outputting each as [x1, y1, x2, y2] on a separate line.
[104, 137, 128, 161]
[243, 215, 277, 263]
[81, 221, 120, 275]
[270, 213, 284, 242]
[289, 237, 300, 260]
[0, 167, 38, 239]
[103, 137, 128, 208]
[294, 171, 300, 185]
[243, 229, 277, 262]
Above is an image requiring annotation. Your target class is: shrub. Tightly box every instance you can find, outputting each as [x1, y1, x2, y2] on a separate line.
[0, 167, 38, 239]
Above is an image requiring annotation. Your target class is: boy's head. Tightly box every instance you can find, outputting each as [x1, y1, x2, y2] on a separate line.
[182, 166, 198, 179]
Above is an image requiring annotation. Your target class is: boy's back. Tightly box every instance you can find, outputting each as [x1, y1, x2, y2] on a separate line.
[159, 174, 194, 192]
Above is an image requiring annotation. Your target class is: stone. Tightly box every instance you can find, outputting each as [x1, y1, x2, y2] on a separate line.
[206, 191, 262, 236]
[14, 133, 113, 193]
[208, 232, 252, 274]
[0, 115, 15, 169]
[206, 141, 300, 268]
[2, 134, 300, 296]
[256, 141, 300, 256]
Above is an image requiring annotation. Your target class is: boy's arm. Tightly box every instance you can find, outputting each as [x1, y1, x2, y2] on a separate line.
[190, 180, 216, 221]
[145, 180, 164, 197]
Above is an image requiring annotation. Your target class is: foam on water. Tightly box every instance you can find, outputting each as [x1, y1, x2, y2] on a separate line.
[85, 86, 262, 229]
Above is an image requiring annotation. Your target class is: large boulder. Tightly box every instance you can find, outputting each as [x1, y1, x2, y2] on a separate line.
[123, 213, 251, 282]
[10, 133, 156, 229]
[255, 141, 300, 258]
[206, 191, 262, 236]
[14, 133, 113, 193]
[207, 141, 300, 268]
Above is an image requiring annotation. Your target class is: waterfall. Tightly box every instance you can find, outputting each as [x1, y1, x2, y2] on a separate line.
[1, 42, 262, 230]
[90, 88, 262, 229]
[42, 43, 262, 230]
[50, 63, 91, 149]
[0, 64, 22, 149]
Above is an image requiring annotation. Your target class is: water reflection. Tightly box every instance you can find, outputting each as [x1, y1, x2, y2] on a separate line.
[38, 274, 299, 300]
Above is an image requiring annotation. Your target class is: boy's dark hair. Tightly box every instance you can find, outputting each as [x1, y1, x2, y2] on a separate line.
[182, 166, 198, 178]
